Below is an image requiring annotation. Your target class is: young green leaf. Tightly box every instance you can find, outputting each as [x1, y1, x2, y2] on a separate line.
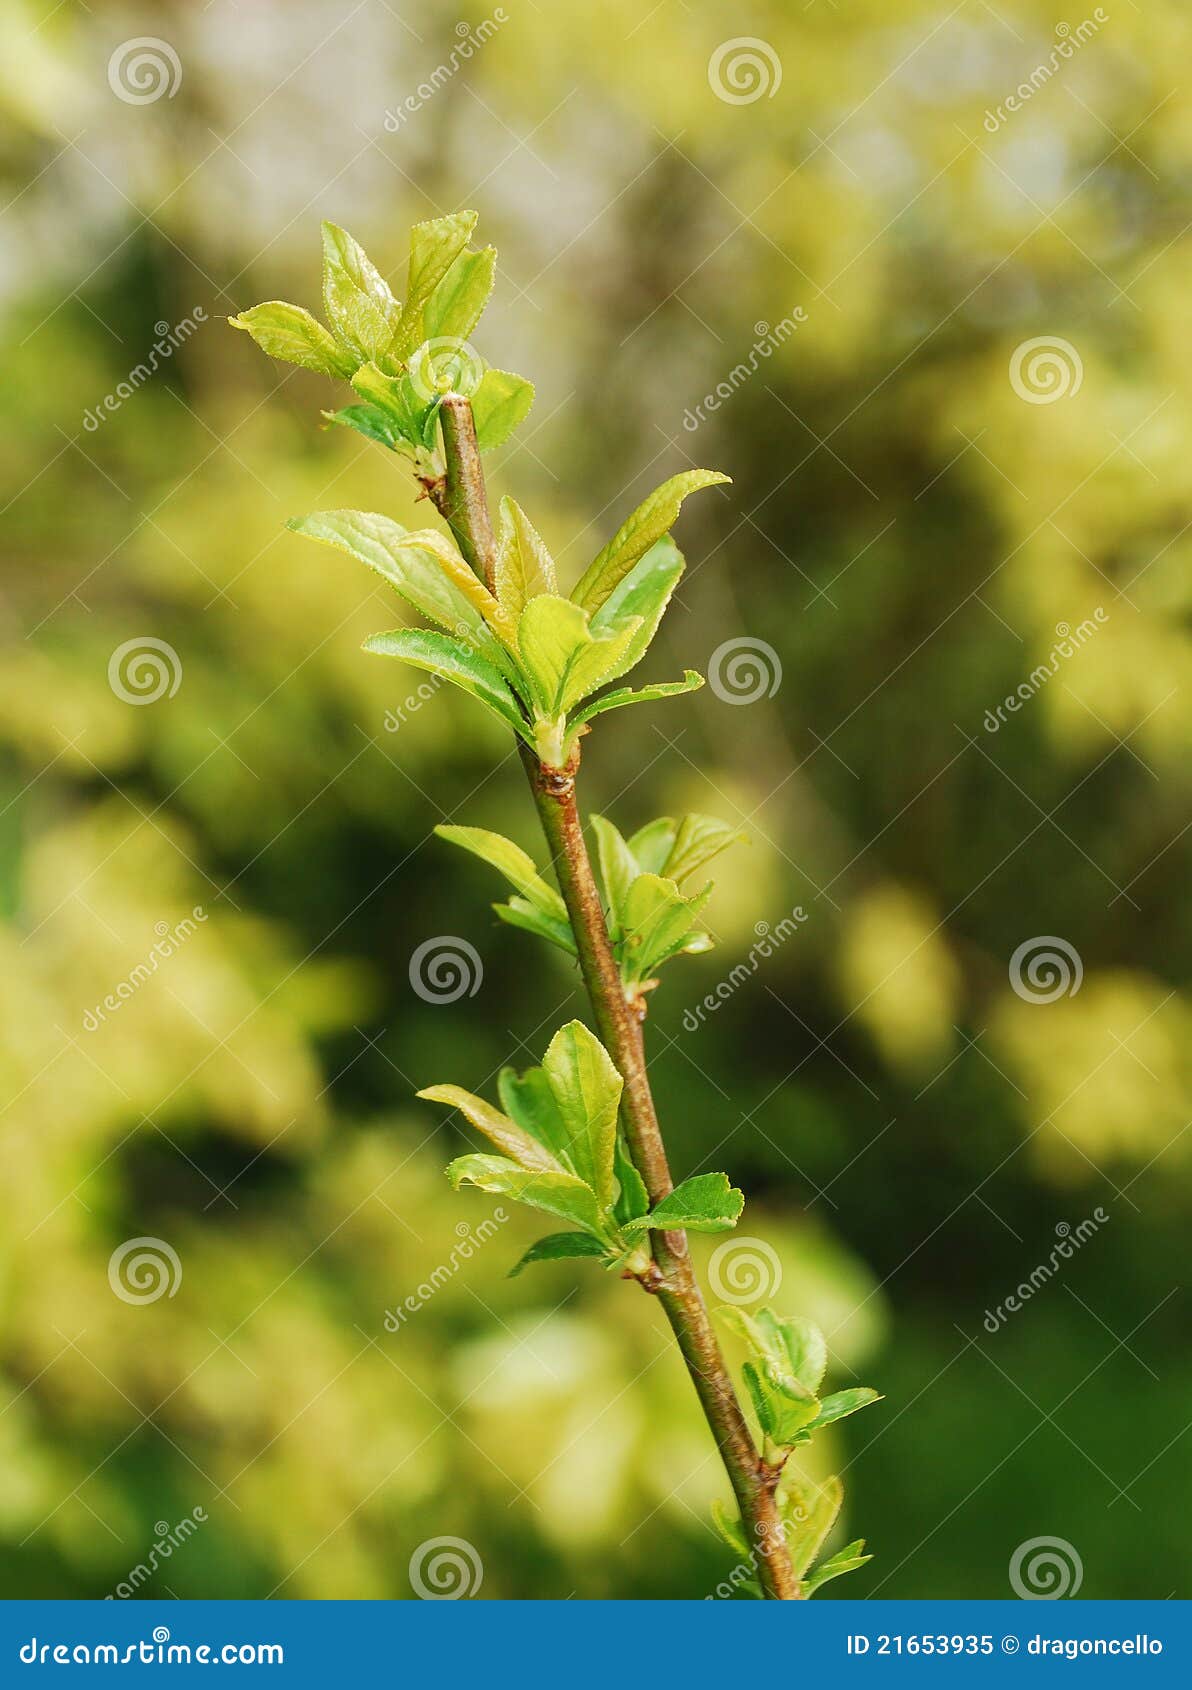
[663, 814, 748, 885]
[417, 1083, 564, 1174]
[588, 537, 685, 682]
[351, 362, 438, 449]
[494, 496, 557, 615]
[541, 1020, 621, 1211]
[396, 210, 479, 354]
[495, 898, 577, 956]
[806, 1387, 883, 1431]
[710, 1500, 750, 1559]
[446, 1153, 606, 1236]
[565, 672, 704, 741]
[322, 402, 409, 453]
[590, 814, 638, 937]
[804, 1539, 872, 1596]
[498, 1066, 574, 1170]
[619, 873, 711, 981]
[229, 302, 356, 378]
[571, 470, 730, 613]
[287, 508, 511, 671]
[362, 628, 532, 743]
[321, 221, 401, 366]
[434, 825, 567, 922]
[424, 245, 497, 342]
[507, 1232, 609, 1277]
[781, 1475, 843, 1580]
[613, 1136, 650, 1227]
[626, 817, 677, 876]
[472, 367, 535, 450]
[627, 1171, 744, 1234]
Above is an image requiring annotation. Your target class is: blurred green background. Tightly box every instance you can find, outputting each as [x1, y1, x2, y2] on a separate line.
[1, 0, 1188, 1601]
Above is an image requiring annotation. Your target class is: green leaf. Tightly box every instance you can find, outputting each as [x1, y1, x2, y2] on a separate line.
[287, 509, 511, 672]
[588, 537, 685, 682]
[663, 814, 747, 885]
[424, 245, 497, 342]
[229, 302, 356, 378]
[782, 1475, 843, 1579]
[628, 1171, 744, 1235]
[322, 402, 408, 453]
[541, 1021, 622, 1212]
[396, 210, 479, 354]
[494, 496, 557, 615]
[417, 1084, 564, 1174]
[321, 222, 401, 365]
[495, 898, 577, 957]
[434, 825, 566, 922]
[710, 1500, 750, 1558]
[351, 362, 438, 449]
[566, 672, 704, 741]
[590, 814, 638, 937]
[613, 1136, 650, 1227]
[508, 1232, 608, 1277]
[472, 368, 535, 450]
[571, 470, 731, 613]
[445, 1153, 606, 1236]
[807, 1388, 883, 1431]
[362, 628, 531, 742]
[804, 1539, 873, 1596]
[626, 817, 677, 876]
[516, 596, 642, 719]
[619, 873, 711, 980]
[498, 1066, 574, 1170]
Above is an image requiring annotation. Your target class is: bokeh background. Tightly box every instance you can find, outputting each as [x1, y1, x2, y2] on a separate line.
[2, 0, 1189, 1601]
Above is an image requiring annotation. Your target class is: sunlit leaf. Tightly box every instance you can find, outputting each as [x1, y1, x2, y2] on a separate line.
[362, 628, 531, 742]
[508, 1232, 610, 1277]
[424, 245, 496, 342]
[445, 1153, 606, 1236]
[321, 221, 401, 365]
[494, 496, 557, 615]
[229, 302, 356, 378]
[472, 367, 535, 450]
[626, 1171, 744, 1234]
[416, 1083, 564, 1173]
[571, 470, 730, 612]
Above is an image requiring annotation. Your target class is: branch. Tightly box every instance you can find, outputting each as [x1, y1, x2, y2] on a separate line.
[431, 395, 802, 1600]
